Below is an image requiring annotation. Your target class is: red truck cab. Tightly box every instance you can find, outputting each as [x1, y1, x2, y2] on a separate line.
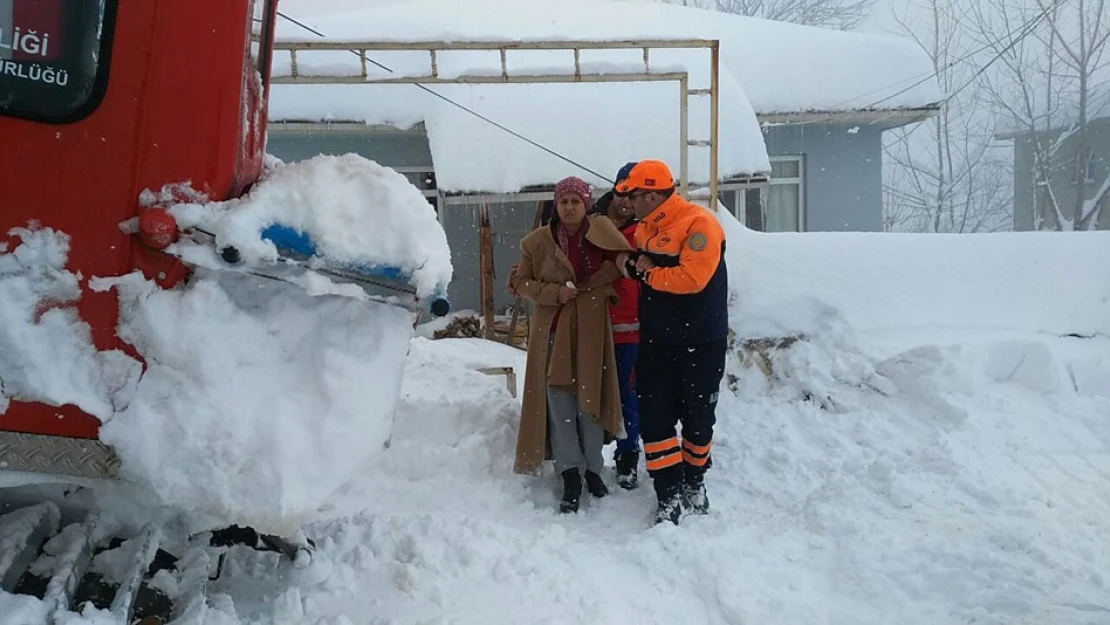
[1, 0, 279, 478]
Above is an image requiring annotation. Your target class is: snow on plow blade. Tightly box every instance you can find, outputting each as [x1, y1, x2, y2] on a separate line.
[157, 154, 454, 319]
[1, 155, 455, 536]
[254, 224, 451, 317]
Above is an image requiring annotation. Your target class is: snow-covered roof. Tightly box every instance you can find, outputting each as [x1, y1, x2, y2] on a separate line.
[275, 0, 941, 115]
[268, 0, 941, 193]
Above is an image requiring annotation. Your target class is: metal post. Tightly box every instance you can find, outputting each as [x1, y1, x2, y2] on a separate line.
[679, 76, 689, 199]
[479, 201, 496, 340]
[709, 40, 721, 212]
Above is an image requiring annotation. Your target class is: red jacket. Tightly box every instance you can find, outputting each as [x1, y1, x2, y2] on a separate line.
[610, 221, 640, 344]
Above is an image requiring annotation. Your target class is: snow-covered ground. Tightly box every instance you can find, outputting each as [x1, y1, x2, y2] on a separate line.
[202, 213, 1110, 625]
[4, 165, 1110, 623]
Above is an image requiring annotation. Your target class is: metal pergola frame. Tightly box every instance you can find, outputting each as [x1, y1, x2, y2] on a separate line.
[270, 38, 723, 210]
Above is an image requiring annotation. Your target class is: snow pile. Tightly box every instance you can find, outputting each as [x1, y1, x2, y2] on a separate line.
[3, 155, 453, 534]
[88, 268, 415, 535]
[244, 329, 1108, 624]
[88, 154, 449, 532]
[0, 227, 140, 420]
[166, 153, 452, 299]
[720, 218, 1110, 340]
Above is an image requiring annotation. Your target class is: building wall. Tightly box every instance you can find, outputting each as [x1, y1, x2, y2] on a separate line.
[1010, 119, 1110, 231]
[267, 126, 434, 169]
[760, 121, 886, 232]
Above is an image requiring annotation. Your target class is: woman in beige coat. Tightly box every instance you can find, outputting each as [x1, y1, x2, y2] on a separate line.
[510, 176, 632, 513]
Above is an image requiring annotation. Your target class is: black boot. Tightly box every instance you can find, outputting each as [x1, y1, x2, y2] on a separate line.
[584, 470, 609, 498]
[559, 468, 582, 514]
[682, 471, 710, 515]
[654, 495, 683, 525]
[614, 450, 639, 490]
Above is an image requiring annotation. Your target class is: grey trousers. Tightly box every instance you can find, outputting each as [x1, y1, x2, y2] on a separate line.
[546, 386, 605, 475]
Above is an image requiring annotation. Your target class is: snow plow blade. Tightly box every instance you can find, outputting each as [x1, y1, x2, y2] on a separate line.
[215, 224, 450, 318]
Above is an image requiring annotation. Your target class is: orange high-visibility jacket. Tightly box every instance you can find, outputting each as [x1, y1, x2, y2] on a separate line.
[634, 193, 728, 345]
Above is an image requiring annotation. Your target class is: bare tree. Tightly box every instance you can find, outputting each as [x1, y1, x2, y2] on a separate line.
[663, 0, 876, 31]
[881, 0, 1013, 232]
[971, 0, 1110, 231]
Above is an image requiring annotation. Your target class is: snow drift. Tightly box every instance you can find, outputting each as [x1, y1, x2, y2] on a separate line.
[92, 269, 415, 535]
[1, 155, 454, 536]
[273, 326, 1109, 625]
[720, 217, 1110, 341]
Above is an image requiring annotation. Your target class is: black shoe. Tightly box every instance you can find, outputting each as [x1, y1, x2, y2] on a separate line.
[559, 468, 582, 514]
[584, 471, 609, 498]
[614, 450, 639, 490]
[654, 496, 683, 525]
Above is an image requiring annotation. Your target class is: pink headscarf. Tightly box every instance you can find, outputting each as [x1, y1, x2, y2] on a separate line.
[552, 176, 596, 281]
[554, 176, 592, 208]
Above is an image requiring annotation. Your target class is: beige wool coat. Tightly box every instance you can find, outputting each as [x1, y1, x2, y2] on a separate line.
[510, 216, 634, 475]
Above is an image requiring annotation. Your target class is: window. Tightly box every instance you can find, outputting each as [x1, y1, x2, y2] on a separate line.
[0, 0, 116, 123]
[716, 187, 746, 218]
[763, 156, 805, 232]
[719, 156, 806, 232]
[1075, 147, 1096, 186]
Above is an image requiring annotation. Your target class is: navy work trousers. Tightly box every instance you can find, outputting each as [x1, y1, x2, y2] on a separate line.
[636, 338, 727, 503]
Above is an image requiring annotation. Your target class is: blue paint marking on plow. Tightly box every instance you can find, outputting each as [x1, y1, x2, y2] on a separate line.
[260, 224, 450, 317]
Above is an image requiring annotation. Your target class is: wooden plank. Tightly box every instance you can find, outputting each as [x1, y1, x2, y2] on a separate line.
[479, 367, 517, 398]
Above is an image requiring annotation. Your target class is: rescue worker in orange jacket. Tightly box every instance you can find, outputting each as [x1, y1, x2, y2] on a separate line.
[614, 159, 728, 525]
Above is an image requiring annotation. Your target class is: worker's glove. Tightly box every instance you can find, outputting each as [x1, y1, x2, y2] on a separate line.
[624, 252, 645, 281]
